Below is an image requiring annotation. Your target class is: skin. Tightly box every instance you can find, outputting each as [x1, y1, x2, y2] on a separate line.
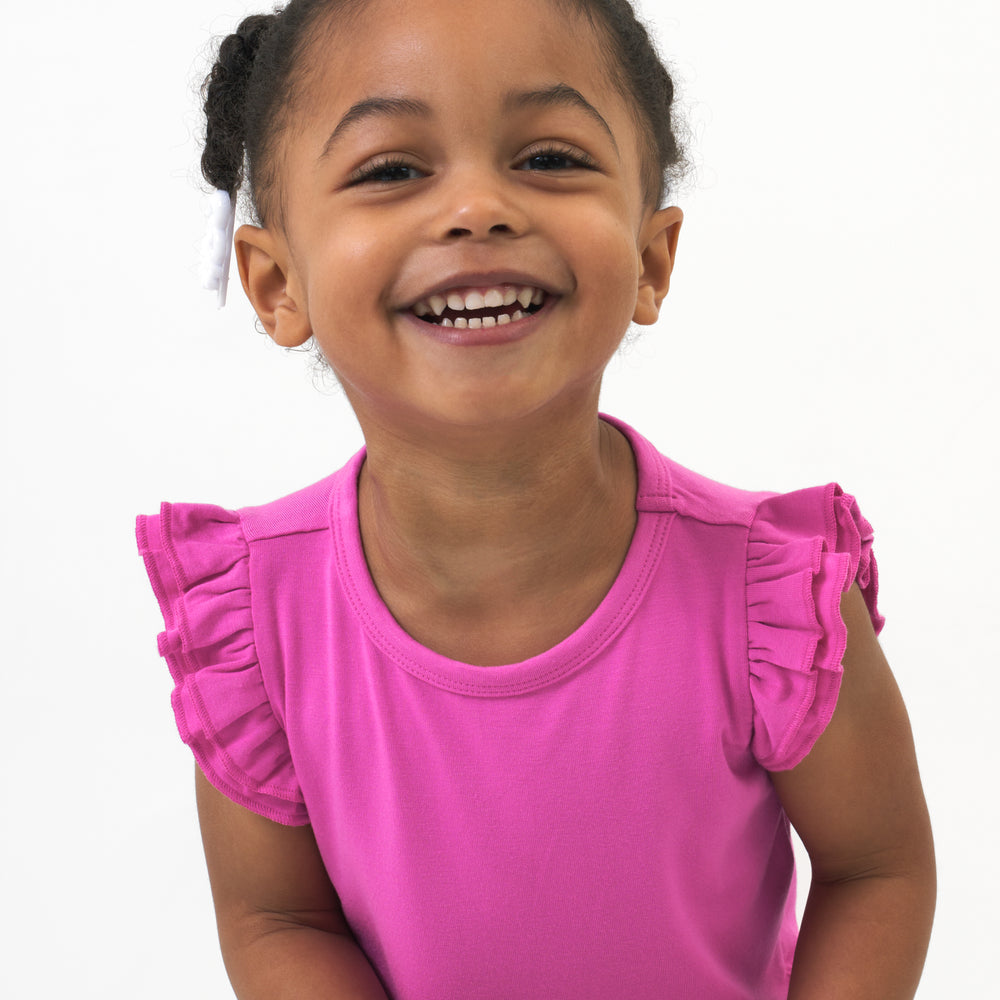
[773, 585, 935, 998]
[195, 0, 935, 996]
[236, 0, 680, 666]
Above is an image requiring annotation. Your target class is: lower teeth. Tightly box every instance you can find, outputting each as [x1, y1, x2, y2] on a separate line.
[440, 309, 525, 328]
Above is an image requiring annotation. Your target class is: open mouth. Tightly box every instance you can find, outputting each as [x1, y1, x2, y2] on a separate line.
[410, 284, 546, 328]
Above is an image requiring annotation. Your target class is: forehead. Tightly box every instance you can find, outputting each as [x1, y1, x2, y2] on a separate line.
[293, 0, 629, 137]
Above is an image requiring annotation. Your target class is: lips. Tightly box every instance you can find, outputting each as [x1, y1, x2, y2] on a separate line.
[410, 283, 546, 329]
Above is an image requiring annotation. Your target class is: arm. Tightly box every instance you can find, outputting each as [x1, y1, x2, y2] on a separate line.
[194, 767, 390, 1000]
[770, 585, 936, 999]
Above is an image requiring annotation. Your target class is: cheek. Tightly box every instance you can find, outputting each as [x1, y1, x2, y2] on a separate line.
[574, 215, 644, 319]
[311, 222, 389, 284]
[299, 217, 403, 325]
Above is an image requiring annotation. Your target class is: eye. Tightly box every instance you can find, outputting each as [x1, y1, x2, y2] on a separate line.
[349, 157, 425, 185]
[517, 144, 597, 172]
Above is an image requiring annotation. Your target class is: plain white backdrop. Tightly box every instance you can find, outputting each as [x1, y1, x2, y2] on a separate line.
[2, 1, 996, 995]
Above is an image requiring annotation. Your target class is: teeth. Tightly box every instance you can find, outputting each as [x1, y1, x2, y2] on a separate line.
[413, 284, 546, 324]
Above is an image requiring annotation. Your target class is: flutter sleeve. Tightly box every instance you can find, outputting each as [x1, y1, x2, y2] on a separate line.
[745, 484, 883, 772]
[136, 503, 309, 825]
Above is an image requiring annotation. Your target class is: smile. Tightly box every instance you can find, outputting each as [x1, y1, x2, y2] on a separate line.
[410, 284, 546, 328]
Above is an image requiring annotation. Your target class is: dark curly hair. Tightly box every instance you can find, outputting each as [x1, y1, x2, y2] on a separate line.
[200, 0, 687, 228]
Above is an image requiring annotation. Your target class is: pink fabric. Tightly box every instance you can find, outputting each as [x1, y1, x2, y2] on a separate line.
[136, 416, 882, 1000]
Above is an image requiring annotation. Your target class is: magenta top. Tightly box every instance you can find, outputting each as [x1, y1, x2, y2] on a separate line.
[136, 416, 881, 1000]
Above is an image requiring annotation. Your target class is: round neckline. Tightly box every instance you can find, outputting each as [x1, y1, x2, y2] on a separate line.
[330, 417, 673, 697]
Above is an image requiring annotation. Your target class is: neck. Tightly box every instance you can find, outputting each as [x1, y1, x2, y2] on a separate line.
[356, 408, 637, 665]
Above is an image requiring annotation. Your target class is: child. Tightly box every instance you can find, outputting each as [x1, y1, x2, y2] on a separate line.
[136, 0, 936, 996]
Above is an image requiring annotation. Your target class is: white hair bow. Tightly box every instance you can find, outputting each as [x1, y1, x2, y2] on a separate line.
[200, 190, 237, 309]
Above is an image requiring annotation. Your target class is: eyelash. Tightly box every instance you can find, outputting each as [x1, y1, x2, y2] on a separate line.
[516, 143, 598, 172]
[349, 157, 424, 186]
[348, 143, 597, 186]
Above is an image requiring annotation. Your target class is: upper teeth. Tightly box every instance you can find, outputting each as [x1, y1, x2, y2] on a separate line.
[412, 284, 544, 318]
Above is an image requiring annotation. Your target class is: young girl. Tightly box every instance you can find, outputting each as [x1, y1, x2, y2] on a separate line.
[136, 0, 936, 996]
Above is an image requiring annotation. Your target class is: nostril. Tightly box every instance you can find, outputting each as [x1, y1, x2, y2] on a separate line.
[446, 223, 515, 239]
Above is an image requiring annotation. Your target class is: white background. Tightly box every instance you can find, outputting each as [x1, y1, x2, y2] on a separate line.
[2, 1, 996, 995]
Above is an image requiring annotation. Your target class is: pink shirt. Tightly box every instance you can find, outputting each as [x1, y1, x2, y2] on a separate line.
[136, 416, 881, 999]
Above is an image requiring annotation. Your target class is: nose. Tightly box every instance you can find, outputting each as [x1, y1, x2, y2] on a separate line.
[435, 166, 528, 241]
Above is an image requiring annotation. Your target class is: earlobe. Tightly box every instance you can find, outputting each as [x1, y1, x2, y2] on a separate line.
[234, 225, 312, 347]
[632, 207, 683, 326]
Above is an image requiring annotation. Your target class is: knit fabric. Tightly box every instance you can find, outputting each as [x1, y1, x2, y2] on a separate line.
[136, 416, 881, 999]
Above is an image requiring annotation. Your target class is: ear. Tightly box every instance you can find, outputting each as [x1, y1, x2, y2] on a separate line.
[234, 225, 312, 347]
[632, 206, 683, 326]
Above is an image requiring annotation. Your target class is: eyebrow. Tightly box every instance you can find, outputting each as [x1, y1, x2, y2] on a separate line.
[504, 84, 619, 156]
[317, 83, 619, 163]
[319, 96, 432, 161]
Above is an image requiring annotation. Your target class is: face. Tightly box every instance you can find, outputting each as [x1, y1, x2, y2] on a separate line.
[237, 0, 681, 440]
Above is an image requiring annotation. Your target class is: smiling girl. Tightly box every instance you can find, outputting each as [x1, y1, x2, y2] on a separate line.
[136, 1, 935, 997]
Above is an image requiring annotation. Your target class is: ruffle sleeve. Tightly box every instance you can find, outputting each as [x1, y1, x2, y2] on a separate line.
[746, 484, 883, 772]
[136, 503, 308, 825]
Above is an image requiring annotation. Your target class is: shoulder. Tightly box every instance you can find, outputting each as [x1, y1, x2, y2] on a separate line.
[658, 453, 776, 527]
[609, 416, 886, 770]
[611, 417, 873, 550]
[136, 449, 363, 584]
[238, 449, 364, 544]
[606, 414, 775, 527]
[135, 447, 365, 670]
